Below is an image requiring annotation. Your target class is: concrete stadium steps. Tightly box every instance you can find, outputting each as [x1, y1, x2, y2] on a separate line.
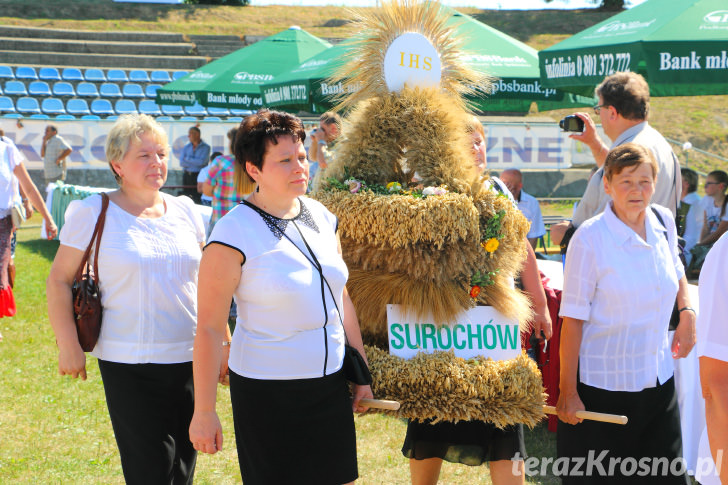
[188, 35, 244, 59]
[0, 25, 185, 43]
[0, 51, 207, 70]
[0, 37, 195, 57]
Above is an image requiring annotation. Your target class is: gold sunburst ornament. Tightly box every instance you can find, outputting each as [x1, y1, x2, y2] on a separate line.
[330, 0, 489, 112]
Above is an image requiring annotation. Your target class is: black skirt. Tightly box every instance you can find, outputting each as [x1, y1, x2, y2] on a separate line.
[402, 418, 526, 466]
[229, 368, 358, 485]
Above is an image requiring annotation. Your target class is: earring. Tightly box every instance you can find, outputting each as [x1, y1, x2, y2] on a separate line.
[256, 185, 260, 193]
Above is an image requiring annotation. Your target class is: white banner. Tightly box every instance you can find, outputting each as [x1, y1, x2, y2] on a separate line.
[0, 118, 603, 171]
[387, 304, 521, 361]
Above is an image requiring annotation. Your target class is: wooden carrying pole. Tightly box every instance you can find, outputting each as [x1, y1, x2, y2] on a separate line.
[543, 405, 628, 425]
[360, 398, 401, 410]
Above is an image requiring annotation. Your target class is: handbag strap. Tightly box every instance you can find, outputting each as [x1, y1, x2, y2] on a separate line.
[73, 193, 110, 284]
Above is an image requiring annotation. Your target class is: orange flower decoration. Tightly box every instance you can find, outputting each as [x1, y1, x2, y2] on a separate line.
[469, 285, 481, 299]
[482, 237, 499, 253]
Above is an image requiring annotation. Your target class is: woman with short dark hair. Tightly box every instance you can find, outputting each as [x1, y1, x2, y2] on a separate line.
[190, 109, 372, 485]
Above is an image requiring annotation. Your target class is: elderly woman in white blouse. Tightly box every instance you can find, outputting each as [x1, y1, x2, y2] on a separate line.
[47, 114, 209, 484]
[189, 110, 371, 485]
[556, 143, 695, 485]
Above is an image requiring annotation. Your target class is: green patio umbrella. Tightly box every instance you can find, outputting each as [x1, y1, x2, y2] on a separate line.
[539, 0, 728, 97]
[156, 27, 331, 109]
[260, 9, 595, 114]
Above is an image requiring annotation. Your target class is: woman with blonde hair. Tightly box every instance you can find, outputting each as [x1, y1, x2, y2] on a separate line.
[47, 114, 209, 484]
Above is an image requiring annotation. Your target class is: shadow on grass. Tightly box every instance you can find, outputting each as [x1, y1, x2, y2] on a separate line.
[17, 229, 59, 263]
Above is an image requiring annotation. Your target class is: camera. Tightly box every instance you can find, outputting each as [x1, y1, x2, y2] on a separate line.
[559, 115, 584, 133]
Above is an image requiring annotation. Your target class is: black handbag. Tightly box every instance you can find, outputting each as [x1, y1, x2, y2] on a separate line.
[651, 206, 685, 332]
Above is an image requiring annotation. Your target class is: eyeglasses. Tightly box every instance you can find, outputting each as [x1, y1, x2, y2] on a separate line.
[593, 105, 609, 115]
[704, 182, 721, 187]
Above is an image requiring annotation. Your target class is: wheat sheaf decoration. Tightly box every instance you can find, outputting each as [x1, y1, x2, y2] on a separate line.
[311, 0, 545, 426]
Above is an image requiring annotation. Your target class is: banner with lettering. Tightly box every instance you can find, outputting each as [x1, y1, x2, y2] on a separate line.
[387, 304, 521, 361]
[539, 0, 728, 97]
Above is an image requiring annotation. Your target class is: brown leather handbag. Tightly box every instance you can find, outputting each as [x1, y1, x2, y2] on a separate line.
[72, 193, 109, 352]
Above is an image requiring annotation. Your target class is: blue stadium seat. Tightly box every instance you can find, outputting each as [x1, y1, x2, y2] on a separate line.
[230, 109, 253, 116]
[161, 104, 185, 116]
[55, 114, 76, 120]
[0, 66, 14, 80]
[172, 70, 189, 81]
[75, 82, 98, 98]
[203, 116, 222, 122]
[107, 69, 128, 83]
[53, 82, 76, 97]
[0, 96, 16, 113]
[2, 113, 23, 119]
[39, 67, 61, 82]
[138, 100, 161, 116]
[30, 114, 50, 120]
[84, 68, 106, 83]
[28, 81, 52, 97]
[122, 83, 145, 98]
[41, 98, 66, 115]
[106, 115, 118, 120]
[207, 107, 230, 116]
[129, 70, 150, 83]
[62, 68, 84, 82]
[4, 81, 27, 96]
[156, 116, 174, 121]
[16, 97, 41, 115]
[99, 83, 123, 98]
[81, 114, 101, 120]
[184, 103, 207, 116]
[227, 116, 243, 122]
[0, 84, 2, 95]
[150, 70, 172, 83]
[15, 67, 38, 81]
[91, 98, 115, 116]
[180, 116, 198, 122]
[115, 99, 137, 115]
[66, 98, 91, 116]
[145, 84, 162, 98]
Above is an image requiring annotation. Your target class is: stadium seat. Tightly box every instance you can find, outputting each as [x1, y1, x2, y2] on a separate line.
[39, 67, 61, 82]
[227, 116, 243, 122]
[207, 107, 230, 116]
[55, 114, 76, 120]
[107, 69, 128, 83]
[0, 66, 14, 80]
[91, 98, 115, 116]
[81, 114, 101, 120]
[203, 116, 222, 122]
[145, 84, 162, 98]
[161, 104, 185, 116]
[84, 68, 106, 83]
[230, 109, 253, 116]
[0, 84, 2, 95]
[138, 100, 161, 116]
[52, 81, 76, 97]
[150, 70, 172, 83]
[75, 82, 98, 98]
[156, 116, 174, 121]
[4, 81, 27, 96]
[30, 114, 50, 120]
[15, 67, 38, 81]
[184, 103, 207, 116]
[180, 116, 198, 122]
[122, 83, 145, 99]
[172, 70, 189, 81]
[16, 97, 41, 115]
[129, 70, 150, 83]
[66, 98, 91, 116]
[115, 99, 137, 115]
[41, 98, 66, 115]
[2, 113, 23, 119]
[61, 68, 84, 82]
[0, 96, 16, 113]
[106, 115, 118, 120]
[28, 81, 52, 97]
[99, 83, 123, 98]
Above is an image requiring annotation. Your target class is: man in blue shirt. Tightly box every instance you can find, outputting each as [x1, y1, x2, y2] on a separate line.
[180, 126, 210, 204]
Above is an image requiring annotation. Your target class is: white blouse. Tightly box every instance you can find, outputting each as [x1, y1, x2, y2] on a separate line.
[60, 193, 205, 364]
[697, 232, 728, 362]
[0, 140, 21, 212]
[208, 197, 348, 380]
[560, 202, 684, 392]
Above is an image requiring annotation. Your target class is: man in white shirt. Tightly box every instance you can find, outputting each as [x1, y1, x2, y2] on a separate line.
[551, 72, 681, 246]
[41, 125, 72, 186]
[500, 168, 546, 249]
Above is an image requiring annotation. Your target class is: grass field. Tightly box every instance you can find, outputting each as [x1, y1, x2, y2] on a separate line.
[0, 216, 559, 484]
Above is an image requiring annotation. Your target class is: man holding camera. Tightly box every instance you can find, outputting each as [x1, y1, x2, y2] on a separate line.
[309, 111, 341, 172]
[551, 71, 681, 246]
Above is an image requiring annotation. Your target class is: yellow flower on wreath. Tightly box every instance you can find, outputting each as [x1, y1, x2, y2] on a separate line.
[482, 238, 499, 253]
